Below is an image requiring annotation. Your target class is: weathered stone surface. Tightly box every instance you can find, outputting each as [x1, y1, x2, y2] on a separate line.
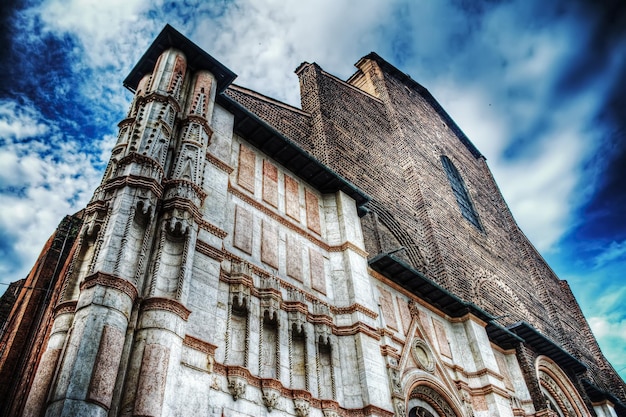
[237, 144, 256, 193]
[233, 205, 253, 254]
[88, 325, 125, 408]
[262, 160, 279, 208]
[133, 344, 170, 417]
[284, 175, 300, 221]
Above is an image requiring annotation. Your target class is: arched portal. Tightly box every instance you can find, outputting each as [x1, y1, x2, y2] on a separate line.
[536, 356, 590, 417]
[406, 383, 463, 417]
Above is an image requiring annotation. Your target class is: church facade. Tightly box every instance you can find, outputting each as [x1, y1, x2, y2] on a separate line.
[0, 25, 624, 417]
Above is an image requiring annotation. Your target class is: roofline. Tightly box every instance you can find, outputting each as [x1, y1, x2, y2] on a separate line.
[357, 52, 484, 160]
[123, 24, 237, 94]
[227, 84, 311, 117]
[217, 92, 371, 210]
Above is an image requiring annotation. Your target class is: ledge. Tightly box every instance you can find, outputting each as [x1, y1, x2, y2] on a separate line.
[508, 321, 587, 373]
[369, 253, 522, 349]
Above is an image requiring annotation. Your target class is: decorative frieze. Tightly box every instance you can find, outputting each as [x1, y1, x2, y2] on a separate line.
[141, 297, 192, 321]
[79, 271, 138, 302]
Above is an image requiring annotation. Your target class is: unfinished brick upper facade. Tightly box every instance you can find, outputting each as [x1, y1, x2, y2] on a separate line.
[0, 25, 624, 417]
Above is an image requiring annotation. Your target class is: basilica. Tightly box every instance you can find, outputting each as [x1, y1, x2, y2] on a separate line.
[0, 25, 624, 417]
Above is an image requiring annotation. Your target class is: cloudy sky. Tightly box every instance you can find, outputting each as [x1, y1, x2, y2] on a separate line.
[0, 0, 624, 379]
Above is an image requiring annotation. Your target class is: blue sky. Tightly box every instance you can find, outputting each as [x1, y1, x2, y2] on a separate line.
[0, 0, 624, 379]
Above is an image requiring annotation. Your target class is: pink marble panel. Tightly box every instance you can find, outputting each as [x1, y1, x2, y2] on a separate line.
[22, 348, 61, 416]
[284, 175, 300, 221]
[305, 189, 321, 235]
[309, 249, 326, 294]
[286, 236, 303, 282]
[432, 319, 453, 359]
[133, 344, 170, 417]
[237, 144, 256, 193]
[261, 220, 278, 269]
[233, 206, 253, 254]
[378, 287, 398, 330]
[88, 325, 125, 408]
[262, 160, 278, 208]
[397, 296, 412, 335]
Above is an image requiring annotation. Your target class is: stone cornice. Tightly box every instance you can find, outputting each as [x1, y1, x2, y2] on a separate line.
[380, 344, 401, 360]
[218, 268, 379, 340]
[332, 304, 377, 319]
[84, 200, 108, 216]
[118, 152, 165, 176]
[180, 114, 213, 138]
[205, 151, 234, 173]
[183, 335, 217, 355]
[136, 90, 182, 112]
[328, 241, 368, 258]
[141, 297, 191, 321]
[103, 174, 164, 198]
[213, 364, 393, 417]
[197, 220, 228, 239]
[195, 239, 225, 260]
[53, 300, 77, 317]
[215, 248, 379, 321]
[80, 272, 138, 302]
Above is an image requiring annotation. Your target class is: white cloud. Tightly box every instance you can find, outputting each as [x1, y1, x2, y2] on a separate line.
[0, 100, 49, 141]
[39, 0, 152, 69]
[192, 0, 396, 105]
[0, 100, 107, 283]
[594, 240, 626, 268]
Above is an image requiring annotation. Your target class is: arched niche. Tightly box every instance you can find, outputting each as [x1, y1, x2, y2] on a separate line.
[536, 356, 590, 417]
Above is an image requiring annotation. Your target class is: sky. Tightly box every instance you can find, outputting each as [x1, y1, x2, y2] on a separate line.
[0, 0, 624, 380]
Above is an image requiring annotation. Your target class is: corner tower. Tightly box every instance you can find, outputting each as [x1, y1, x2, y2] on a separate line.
[22, 26, 236, 417]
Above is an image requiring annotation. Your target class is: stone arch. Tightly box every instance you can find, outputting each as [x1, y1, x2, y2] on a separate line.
[471, 271, 532, 323]
[362, 199, 426, 269]
[535, 356, 590, 417]
[401, 371, 466, 417]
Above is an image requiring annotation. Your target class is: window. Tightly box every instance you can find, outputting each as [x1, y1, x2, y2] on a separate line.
[440, 155, 482, 230]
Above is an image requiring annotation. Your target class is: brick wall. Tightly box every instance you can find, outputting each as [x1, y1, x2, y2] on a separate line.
[287, 55, 624, 404]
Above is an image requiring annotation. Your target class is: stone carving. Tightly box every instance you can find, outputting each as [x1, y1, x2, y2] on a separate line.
[411, 385, 456, 417]
[461, 390, 474, 417]
[389, 367, 402, 396]
[227, 377, 246, 400]
[262, 389, 279, 411]
[394, 398, 407, 417]
[293, 399, 310, 417]
[411, 339, 435, 373]
[408, 300, 420, 318]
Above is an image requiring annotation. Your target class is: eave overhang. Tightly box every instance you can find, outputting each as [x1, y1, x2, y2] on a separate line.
[369, 253, 522, 350]
[123, 24, 236, 93]
[582, 379, 626, 415]
[217, 93, 371, 212]
[508, 321, 587, 374]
